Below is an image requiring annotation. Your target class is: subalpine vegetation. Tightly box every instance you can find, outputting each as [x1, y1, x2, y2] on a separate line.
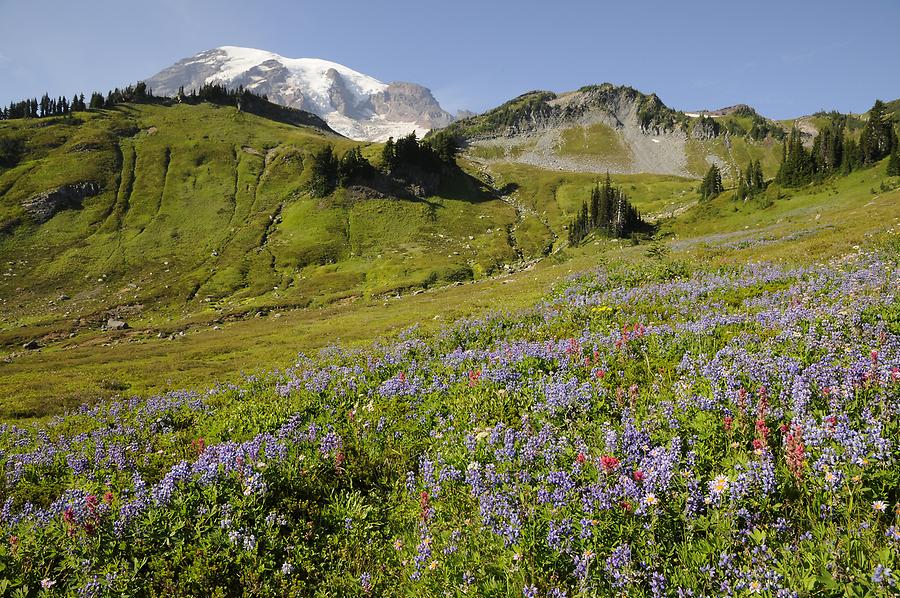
[777, 100, 898, 187]
[733, 160, 766, 201]
[698, 164, 724, 200]
[567, 174, 646, 245]
[306, 131, 460, 197]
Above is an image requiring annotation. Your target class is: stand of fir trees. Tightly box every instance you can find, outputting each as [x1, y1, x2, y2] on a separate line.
[307, 133, 458, 198]
[776, 100, 898, 187]
[698, 165, 724, 200]
[734, 160, 765, 201]
[381, 131, 457, 175]
[567, 174, 646, 245]
[308, 146, 377, 197]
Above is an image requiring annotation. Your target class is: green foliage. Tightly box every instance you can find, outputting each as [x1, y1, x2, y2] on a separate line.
[748, 113, 786, 141]
[859, 100, 896, 165]
[441, 90, 557, 138]
[568, 173, 646, 245]
[0, 134, 24, 168]
[698, 165, 724, 200]
[777, 102, 898, 188]
[734, 160, 765, 201]
[309, 145, 339, 197]
[0, 248, 895, 595]
[776, 128, 816, 187]
[888, 141, 900, 177]
[337, 146, 374, 186]
[423, 129, 459, 164]
[636, 92, 683, 132]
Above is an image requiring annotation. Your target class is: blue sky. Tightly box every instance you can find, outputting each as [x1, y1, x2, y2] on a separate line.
[1, 0, 899, 118]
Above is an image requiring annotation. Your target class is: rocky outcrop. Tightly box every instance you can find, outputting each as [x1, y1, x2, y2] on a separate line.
[22, 182, 100, 223]
[370, 83, 453, 129]
[691, 116, 721, 140]
[106, 319, 129, 331]
[445, 84, 687, 142]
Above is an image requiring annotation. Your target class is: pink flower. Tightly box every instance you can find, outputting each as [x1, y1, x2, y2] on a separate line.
[600, 455, 620, 473]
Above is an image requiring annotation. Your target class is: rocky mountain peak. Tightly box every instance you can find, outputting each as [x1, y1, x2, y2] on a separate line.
[143, 46, 453, 141]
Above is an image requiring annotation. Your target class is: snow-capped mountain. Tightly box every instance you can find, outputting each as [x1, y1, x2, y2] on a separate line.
[144, 46, 453, 141]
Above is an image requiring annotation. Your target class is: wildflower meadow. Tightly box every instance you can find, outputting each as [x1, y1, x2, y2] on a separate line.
[0, 250, 898, 596]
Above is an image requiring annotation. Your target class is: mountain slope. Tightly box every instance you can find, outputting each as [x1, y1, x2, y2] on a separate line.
[441, 84, 787, 179]
[145, 47, 453, 141]
[0, 101, 558, 343]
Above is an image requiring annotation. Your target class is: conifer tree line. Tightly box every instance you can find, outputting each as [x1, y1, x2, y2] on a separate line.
[567, 174, 645, 245]
[776, 100, 898, 187]
[1, 83, 157, 120]
[0, 81, 283, 120]
[308, 132, 459, 197]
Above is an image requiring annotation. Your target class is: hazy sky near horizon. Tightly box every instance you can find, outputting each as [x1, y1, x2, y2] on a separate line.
[1, 0, 899, 118]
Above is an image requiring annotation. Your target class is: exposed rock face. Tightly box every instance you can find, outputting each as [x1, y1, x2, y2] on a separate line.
[447, 84, 699, 177]
[691, 116, 721, 140]
[144, 46, 453, 141]
[448, 85, 686, 141]
[370, 83, 453, 129]
[22, 182, 100, 223]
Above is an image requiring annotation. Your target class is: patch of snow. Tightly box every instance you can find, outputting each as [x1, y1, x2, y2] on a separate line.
[325, 112, 428, 142]
[198, 46, 389, 117]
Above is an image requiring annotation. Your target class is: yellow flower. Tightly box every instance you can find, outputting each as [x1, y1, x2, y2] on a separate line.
[749, 580, 762, 593]
[428, 560, 439, 571]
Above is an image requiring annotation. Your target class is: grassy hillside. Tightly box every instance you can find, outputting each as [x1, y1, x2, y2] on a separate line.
[0, 103, 555, 342]
[1, 147, 897, 418]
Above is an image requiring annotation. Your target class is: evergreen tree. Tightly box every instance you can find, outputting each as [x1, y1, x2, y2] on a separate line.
[735, 170, 749, 201]
[752, 160, 763, 191]
[589, 186, 599, 227]
[859, 100, 895, 164]
[425, 130, 458, 164]
[776, 128, 815, 187]
[309, 146, 339, 197]
[888, 139, 900, 177]
[381, 137, 396, 171]
[338, 146, 374, 186]
[39, 94, 50, 118]
[0, 135, 24, 167]
[568, 176, 646, 245]
[699, 165, 724, 200]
